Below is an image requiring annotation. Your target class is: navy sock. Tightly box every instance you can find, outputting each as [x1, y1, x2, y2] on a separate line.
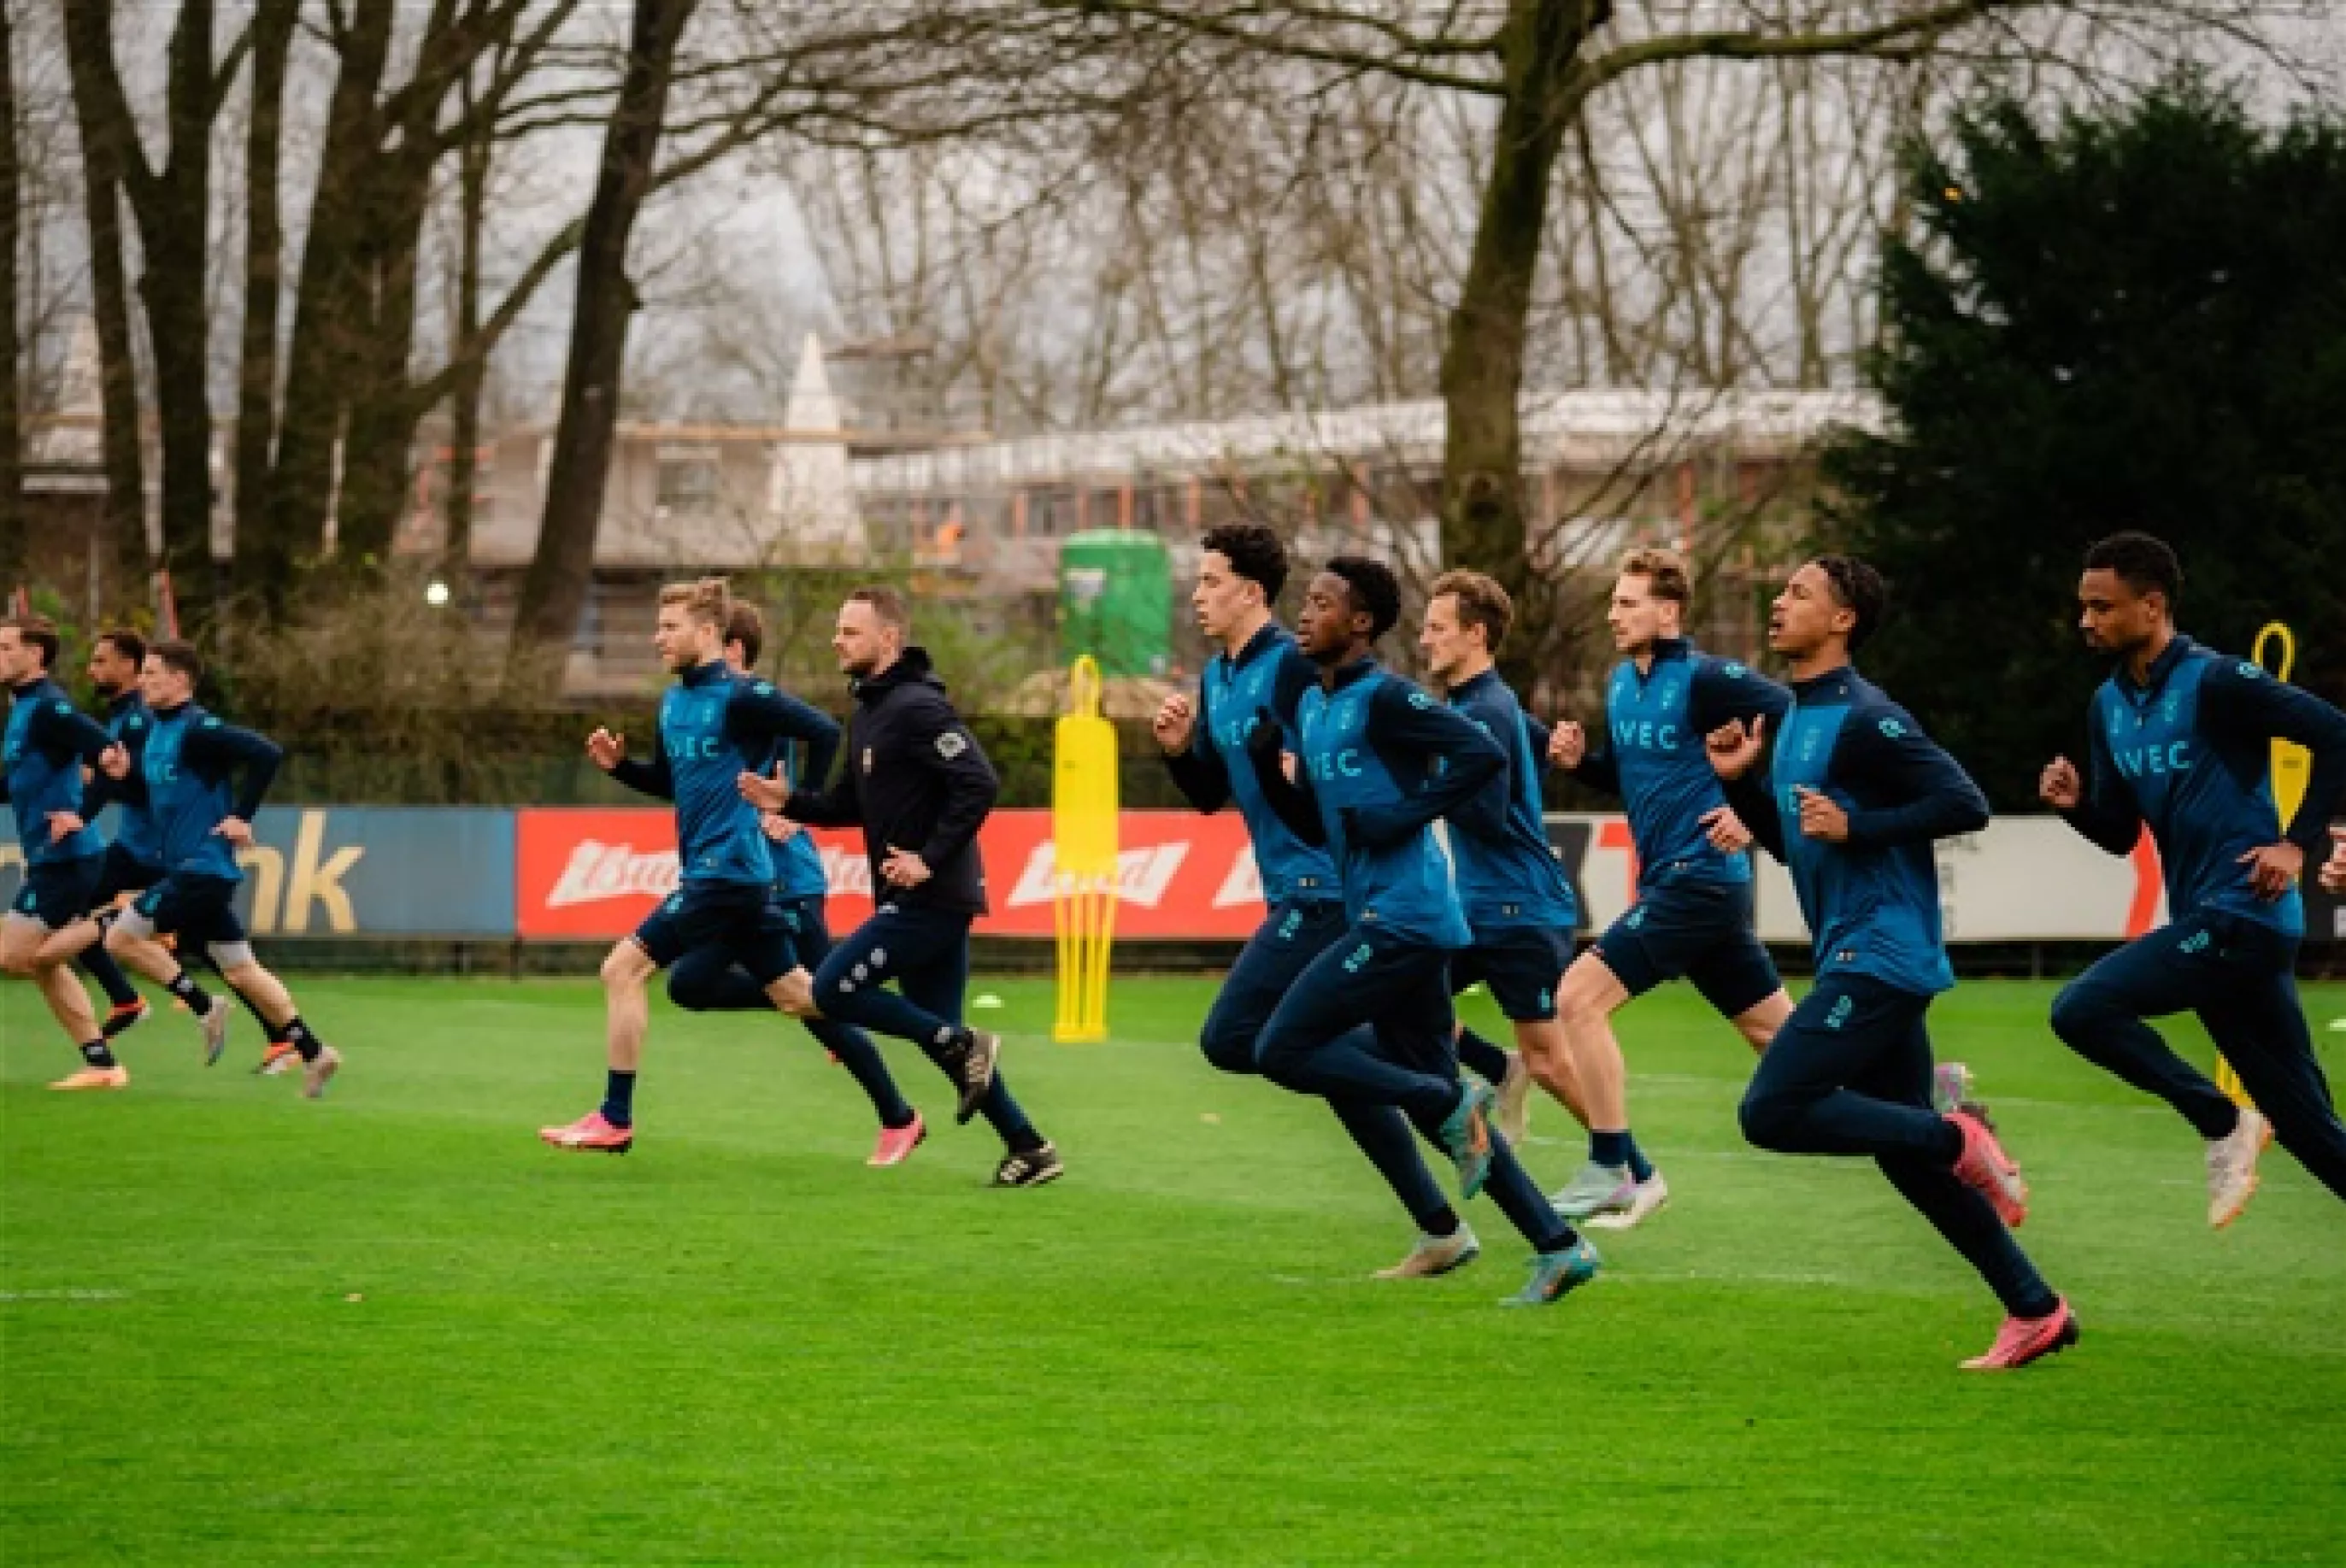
[282, 1016, 323, 1063]
[1589, 1130, 1632, 1169]
[804, 1019, 918, 1130]
[79, 945, 139, 1009]
[602, 1069, 638, 1127]
[79, 1039, 120, 1069]
[1624, 1134, 1656, 1184]
[1456, 1028, 1513, 1086]
[165, 969, 215, 1013]
[1423, 1205, 1461, 1239]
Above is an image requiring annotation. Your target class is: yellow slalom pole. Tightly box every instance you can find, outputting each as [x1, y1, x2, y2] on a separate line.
[1052, 656, 1120, 1043]
[2215, 623, 2309, 1108]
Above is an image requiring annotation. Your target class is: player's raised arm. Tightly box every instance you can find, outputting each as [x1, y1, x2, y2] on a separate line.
[596, 722, 674, 802]
[1341, 680, 1503, 849]
[1832, 705, 1990, 849]
[2045, 723, 2140, 857]
[1709, 717, 1785, 860]
[28, 696, 117, 770]
[731, 680, 844, 793]
[2198, 658, 2346, 863]
[1242, 704, 1326, 848]
[1158, 682, 1233, 813]
[182, 716, 286, 823]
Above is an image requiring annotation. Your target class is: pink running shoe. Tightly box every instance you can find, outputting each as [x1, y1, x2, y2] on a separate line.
[1961, 1298, 2079, 1371]
[1948, 1107, 2029, 1228]
[868, 1112, 926, 1167]
[538, 1110, 633, 1154]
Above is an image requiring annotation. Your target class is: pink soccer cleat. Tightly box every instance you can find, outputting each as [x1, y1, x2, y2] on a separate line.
[539, 1110, 633, 1154]
[868, 1112, 926, 1167]
[1961, 1298, 2079, 1371]
[1948, 1107, 2029, 1229]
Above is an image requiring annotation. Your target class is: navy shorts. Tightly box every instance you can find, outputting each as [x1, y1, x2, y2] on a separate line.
[11, 854, 103, 929]
[633, 882, 798, 984]
[94, 843, 167, 907]
[130, 873, 248, 948]
[1450, 925, 1572, 1020]
[1596, 877, 1780, 1019]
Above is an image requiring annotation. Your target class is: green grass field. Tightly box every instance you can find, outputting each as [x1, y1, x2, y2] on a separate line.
[4, 973, 2343, 1565]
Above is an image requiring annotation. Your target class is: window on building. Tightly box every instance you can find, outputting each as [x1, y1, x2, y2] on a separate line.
[656, 447, 720, 513]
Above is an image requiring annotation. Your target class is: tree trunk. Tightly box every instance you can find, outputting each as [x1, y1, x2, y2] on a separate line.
[0, 5, 21, 592]
[138, 0, 221, 633]
[334, 173, 432, 572]
[59, 0, 149, 593]
[233, 0, 301, 584]
[256, 0, 396, 616]
[1437, 0, 1602, 684]
[444, 61, 493, 584]
[509, 0, 699, 682]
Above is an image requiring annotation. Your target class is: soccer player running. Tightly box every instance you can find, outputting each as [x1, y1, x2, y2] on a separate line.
[1415, 571, 1594, 1168]
[540, 578, 877, 1154]
[660, 601, 928, 1166]
[44, 630, 302, 1071]
[740, 586, 1063, 1188]
[1543, 549, 1796, 1228]
[0, 614, 132, 1088]
[89, 640, 344, 1097]
[1249, 557, 1600, 1307]
[1154, 524, 1472, 1278]
[1708, 557, 2073, 1370]
[2040, 531, 2346, 1222]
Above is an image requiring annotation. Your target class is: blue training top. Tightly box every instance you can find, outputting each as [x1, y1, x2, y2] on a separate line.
[1573, 638, 1790, 889]
[89, 702, 283, 882]
[1726, 666, 1987, 996]
[742, 680, 839, 902]
[1163, 621, 1343, 907]
[1444, 668, 1579, 932]
[2065, 635, 2346, 939]
[609, 659, 840, 890]
[2, 677, 112, 866]
[103, 690, 165, 866]
[1275, 657, 1505, 948]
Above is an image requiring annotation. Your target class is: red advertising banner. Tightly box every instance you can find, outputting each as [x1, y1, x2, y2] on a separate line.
[514, 808, 1270, 941]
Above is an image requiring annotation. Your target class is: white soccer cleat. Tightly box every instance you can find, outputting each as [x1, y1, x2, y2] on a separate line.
[197, 998, 232, 1067]
[1585, 1170, 1671, 1230]
[2206, 1107, 2271, 1230]
[1373, 1224, 1480, 1279]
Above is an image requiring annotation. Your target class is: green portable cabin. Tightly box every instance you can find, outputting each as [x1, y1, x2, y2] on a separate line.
[1058, 530, 1173, 678]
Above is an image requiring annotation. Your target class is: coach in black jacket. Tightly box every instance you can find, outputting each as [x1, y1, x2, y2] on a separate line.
[742, 586, 1062, 1187]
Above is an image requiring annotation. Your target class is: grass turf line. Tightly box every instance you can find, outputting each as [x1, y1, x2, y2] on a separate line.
[4, 976, 2343, 1565]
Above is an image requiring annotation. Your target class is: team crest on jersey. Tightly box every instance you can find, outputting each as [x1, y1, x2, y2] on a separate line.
[1407, 690, 1434, 710]
[754, 680, 775, 696]
[2236, 661, 2264, 680]
[936, 731, 968, 761]
[1879, 718, 1907, 739]
[1721, 661, 1748, 678]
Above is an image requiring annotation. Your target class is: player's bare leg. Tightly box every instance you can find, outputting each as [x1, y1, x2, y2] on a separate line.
[215, 954, 339, 1098]
[542, 938, 651, 1151]
[1552, 951, 1666, 1225]
[9, 917, 126, 1089]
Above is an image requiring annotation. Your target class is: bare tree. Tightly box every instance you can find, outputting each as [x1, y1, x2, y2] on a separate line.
[0, 3, 21, 589]
[508, 0, 700, 681]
